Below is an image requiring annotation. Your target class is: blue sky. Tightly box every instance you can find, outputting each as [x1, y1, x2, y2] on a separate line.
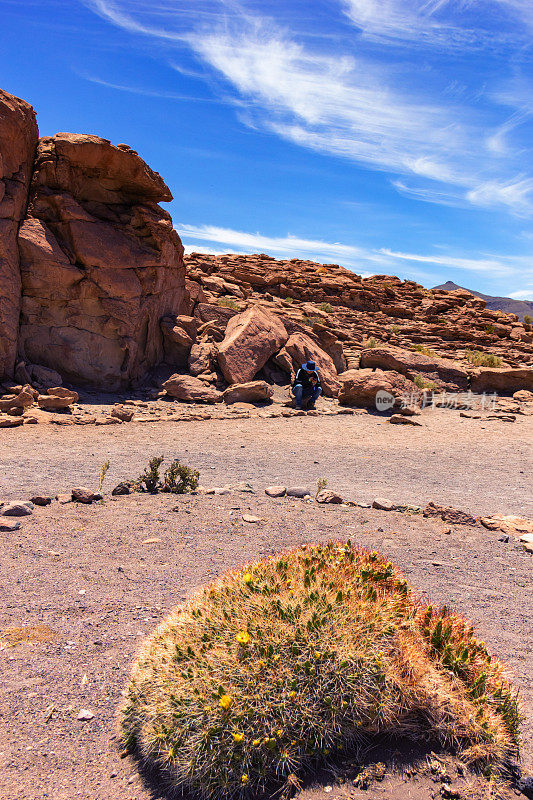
[1, 0, 532, 297]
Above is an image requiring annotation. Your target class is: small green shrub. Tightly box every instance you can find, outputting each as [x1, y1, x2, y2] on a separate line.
[524, 314, 532, 325]
[389, 325, 400, 334]
[136, 456, 164, 493]
[413, 374, 438, 389]
[484, 324, 495, 334]
[217, 298, 240, 310]
[412, 343, 437, 356]
[315, 477, 328, 499]
[302, 314, 324, 326]
[282, 297, 294, 305]
[317, 302, 334, 313]
[162, 461, 199, 494]
[362, 337, 378, 349]
[120, 543, 520, 799]
[133, 457, 200, 494]
[464, 350, 503, 367]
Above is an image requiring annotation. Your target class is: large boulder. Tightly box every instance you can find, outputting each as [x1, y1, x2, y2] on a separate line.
[359, 346, 468, 389]
[217, 305, 288, 384]
[338, 368, 422, 408]
[274, 332, 340, 397]
[162, 373, 221, 403]
[470, 367, 533, 395]
[160, 314, 197, 366]
[0, 90, 38, 380]
[222, 380, 274, 404]
[16, 133, 188, 389]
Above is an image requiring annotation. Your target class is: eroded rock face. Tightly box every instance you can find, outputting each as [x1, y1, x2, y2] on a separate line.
[17, 133, 187, 389]
[359, 346, 469, 390]
[470, 367, 533, 395]
[338, 368, 421, 408]
[0, 90, 38, 380]
[217, 305, 288, 384]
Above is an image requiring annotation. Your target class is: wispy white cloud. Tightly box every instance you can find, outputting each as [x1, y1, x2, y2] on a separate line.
[84, 1, 533, 216]
[381, 247, 533, 278]
[342, 0, 533, 47]
[508, 287, 533, 300]
[178, 223, 385, 271]
[76, 70, 219, 101]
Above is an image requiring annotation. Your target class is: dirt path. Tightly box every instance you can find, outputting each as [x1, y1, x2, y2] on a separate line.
[1, 408, 532, 516]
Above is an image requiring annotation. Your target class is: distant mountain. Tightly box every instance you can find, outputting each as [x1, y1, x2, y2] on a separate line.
[433, 281, 533, 321]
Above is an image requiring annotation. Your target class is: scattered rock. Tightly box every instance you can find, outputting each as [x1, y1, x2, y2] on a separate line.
[162, 374, 222, 403]
[0, 414, 24, 427]
[338, 369, 422, 409]
[37, 388, 78, 410]
[1, 501, 34, 516]
[56, 493, 71, 504]
[372, 498, 396, 511]
[388, 413, 422, 425]
[513, 390, 533, 402]
[265, 485, 286, 497]
[112, 481, 133, 496]
[110, 404, 134, 422]
[142, 537, 162, 544]
[316, 489, 343, 504]
[0, 519, 21, 531]
[286, 487, 311, 498]
[423, 502, 477, 526]
[222, 381, 274, 404]
[242, 514, 262, 523]
[517, 775, 533, 798]
[77, 709, 94, 721]
[71, 487, 98, 504]
[480, 515, 533, 538]
[30, 495, 51, 506]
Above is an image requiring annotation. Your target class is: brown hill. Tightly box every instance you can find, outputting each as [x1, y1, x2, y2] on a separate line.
[433, 281, 533, 322]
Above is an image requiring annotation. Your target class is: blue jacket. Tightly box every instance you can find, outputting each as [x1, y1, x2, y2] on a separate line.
[293, 366, 321, 393]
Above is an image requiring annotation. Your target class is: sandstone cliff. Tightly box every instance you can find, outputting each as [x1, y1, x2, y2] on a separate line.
[0, 90, 38, 380]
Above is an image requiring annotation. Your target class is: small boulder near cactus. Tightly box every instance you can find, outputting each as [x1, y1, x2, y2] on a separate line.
[119, 543, 520, 799]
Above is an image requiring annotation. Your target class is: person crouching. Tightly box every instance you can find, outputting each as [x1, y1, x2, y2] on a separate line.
[292, 360, 322, 410]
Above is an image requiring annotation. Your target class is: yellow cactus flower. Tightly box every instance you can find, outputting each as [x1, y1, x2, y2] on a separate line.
[232, 732, 244, 743]
[241, 774, 249, 785]
[219, 694, 233, 710]
[276, 729, 283, 737]
[252, 739, 261, 747]
[289, 691, 297, 699]
[236, 631, 251, 645]
[258, 659, 266, 669]
[273, 654, 281, 662]
[243, 573, 253, 585]
[314, 651, 322, 659]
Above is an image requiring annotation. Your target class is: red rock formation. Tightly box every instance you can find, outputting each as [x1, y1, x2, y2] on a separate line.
[0, 90, 38, 380]
[17, 134, 187, 388]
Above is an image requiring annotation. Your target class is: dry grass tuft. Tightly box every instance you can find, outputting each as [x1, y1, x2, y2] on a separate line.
[1, 624, 56, 650]
[119, 543, 520, 799]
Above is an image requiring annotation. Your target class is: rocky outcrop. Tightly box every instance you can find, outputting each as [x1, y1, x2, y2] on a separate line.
[359, 346, 469, 390]
[0, 90, 38, 380]
[273, 332, 340, 397]
[217, 305, 288, 384]
[470, 367, 533, 395]
[338, 368, 421, 408]
[16, 133, 187, 389]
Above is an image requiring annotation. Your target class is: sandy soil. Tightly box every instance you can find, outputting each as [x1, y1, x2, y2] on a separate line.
[0, 410, 532, 800]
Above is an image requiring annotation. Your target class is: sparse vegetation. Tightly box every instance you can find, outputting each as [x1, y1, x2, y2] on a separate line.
[315, 477, 328, 499]
[302, 314, 324, 326]
[413, 374, 438, 390]
[389, 325, 400, 334]
[412, 343, 437, 356]
[317, 302, 334, 313]
[484, 324, 495, 335]
[133, 456, 199, 494]
[217, 298, 240, 310]
[524, 315, 532, 325]
[97, 459, 110, 492]
[120, 543, 520, 799]
[362, 337, 378, 349]
[162, 461, 199, 494]
[464, 350, 503, 368]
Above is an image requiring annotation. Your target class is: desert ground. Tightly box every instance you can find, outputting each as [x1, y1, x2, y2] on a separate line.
[1, 408, 532, 800]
